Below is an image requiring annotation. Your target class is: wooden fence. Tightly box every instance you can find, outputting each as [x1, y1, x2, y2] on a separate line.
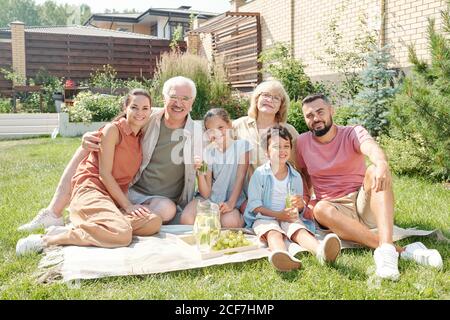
[191, 12, 261, 91]
[0, 34, 13, 96]
[0, 30, 185, 96]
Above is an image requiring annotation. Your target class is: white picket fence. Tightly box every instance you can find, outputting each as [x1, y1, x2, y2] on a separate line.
[0, 113, 106, 140]
[0, 113, 59, 139]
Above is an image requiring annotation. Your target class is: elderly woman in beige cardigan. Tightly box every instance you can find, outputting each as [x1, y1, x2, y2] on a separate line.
[233, 80, 299, 178]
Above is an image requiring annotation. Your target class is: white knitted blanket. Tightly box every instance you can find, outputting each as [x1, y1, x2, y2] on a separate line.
[36, 225, 443, 283]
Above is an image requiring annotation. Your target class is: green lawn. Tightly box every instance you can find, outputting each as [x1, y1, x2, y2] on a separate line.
[0, 137, 448, 300]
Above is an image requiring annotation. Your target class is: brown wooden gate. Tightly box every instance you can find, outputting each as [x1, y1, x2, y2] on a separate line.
[190, 12, 261, 92]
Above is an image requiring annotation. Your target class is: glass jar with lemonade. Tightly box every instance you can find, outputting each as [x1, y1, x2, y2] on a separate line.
[193, 200, 221, 253]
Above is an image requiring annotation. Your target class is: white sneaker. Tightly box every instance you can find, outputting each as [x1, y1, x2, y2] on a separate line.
[316, 233, 341, 265]
[401, 242, 443, 270]
[374, 243, 400, 281]
[269, 250, 302, 272]
[16, 234, 44, 256]
[17, 209, 64, 232]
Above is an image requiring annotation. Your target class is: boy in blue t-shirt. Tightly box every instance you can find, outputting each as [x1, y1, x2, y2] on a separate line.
[244, 125, 341, 271]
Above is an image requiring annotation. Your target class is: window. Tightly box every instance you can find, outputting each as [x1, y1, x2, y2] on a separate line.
[150, 23, 158, 36]
[169, 21, 190, 39]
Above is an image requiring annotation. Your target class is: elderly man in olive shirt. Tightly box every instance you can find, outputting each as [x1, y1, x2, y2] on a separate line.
[18, 76, 201, 231]
[127, 76, 199, 222]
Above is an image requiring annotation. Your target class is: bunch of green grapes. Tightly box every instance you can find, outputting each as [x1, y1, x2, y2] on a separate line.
[212, 230, 251, 251]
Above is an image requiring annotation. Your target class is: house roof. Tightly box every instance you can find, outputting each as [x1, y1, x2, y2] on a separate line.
[84, 6, 219, 25]
[0, 25, 160, 39]
[145, 8, 219, 18]
[90, 13, 142, 19]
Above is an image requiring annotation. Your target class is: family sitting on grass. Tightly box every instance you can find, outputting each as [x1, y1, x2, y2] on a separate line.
[16, 77, 443, 281]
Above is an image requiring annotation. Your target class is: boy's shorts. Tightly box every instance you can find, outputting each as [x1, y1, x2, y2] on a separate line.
[253, 218, 313, 243]
[318, 186, 377, 229]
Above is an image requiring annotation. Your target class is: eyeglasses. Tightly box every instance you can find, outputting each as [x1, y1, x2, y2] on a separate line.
[168, 95, 192, 102]
[260, 92, 282, 104]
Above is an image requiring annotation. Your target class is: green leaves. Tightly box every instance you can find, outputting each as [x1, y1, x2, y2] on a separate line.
[351, 45, 400, 137]
[389, 3, 450, 182]
[151, 51, 248, 120]
[67, 91, 121, 123]
[258, 42, 315, 102]
[0, 0, 92, 28]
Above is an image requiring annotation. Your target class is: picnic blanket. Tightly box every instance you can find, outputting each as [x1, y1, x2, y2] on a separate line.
[36, 225, 445, 283]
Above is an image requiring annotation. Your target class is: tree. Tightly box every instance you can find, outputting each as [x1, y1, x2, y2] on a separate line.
[315, 13, 378, 103]
[390, 2, 450, 181]
[0, 0, 92, 27]
[258, 42, 329, 134]
[0, 0, 40, 27]
[38, 1, 71, 26]
[258, 42, 316, 102]
[170, 25, 183, 51]
[79, 4, 92, 25]
[123, 9, 138, 14]
[351, 45, 400, 137]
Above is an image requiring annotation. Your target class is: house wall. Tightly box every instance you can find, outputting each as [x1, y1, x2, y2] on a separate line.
[91, 15, 210, 40]
[237, 0, 447, 80]
[241, 0, 292, 50]
[384, 0, 446, 69]
[132, 24, 150, 34]
[157, 18, 169, 38]
[91, 20, 164, 37]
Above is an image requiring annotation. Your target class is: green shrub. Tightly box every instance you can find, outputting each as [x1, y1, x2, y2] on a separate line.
[351, 45, 400, 137]
[122, 78, 153, 92]
[315, 13, 378, 102]
[259, 43, 316, 102]
[380, 135, 432, 178]
[210, 92, 249, 121]
[66, 91, 122, 122]
[151, 51, 210, 119]
[151, 51, 243, 120]
[0, 97, 11, 113]
[287, 101, 308, 134]
[25, 67, 63, 113]
[24, 93, 43, 112]
[0, 68, 26, 85]
[89, 65, 124, 94]
[170, 26, 183, 51]
[1, 67, 63, 113]
[333, 105, 359, 126]
[389, 5, 450, 181]
[287, 101, 360, 134]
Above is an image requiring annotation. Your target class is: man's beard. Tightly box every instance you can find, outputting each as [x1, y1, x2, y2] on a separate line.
[311, 121, 332, 137]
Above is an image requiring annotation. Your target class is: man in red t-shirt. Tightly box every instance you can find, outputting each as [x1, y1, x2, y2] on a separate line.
[296, 94, 442, 280]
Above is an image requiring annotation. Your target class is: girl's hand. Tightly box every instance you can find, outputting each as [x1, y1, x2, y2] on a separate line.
[219, 201, 234, 214]
[290, 195, 305, 211]
[278, 208, 298, 222]
[125, 204, 151, 218]
[193, 155, 203, 171]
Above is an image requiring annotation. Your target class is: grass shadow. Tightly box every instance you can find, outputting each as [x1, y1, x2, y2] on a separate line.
[329, 260, 370, 281]
[278, 269, 303, 282]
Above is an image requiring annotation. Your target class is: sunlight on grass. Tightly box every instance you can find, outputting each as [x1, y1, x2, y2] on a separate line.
[0, 138, 448, 299]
